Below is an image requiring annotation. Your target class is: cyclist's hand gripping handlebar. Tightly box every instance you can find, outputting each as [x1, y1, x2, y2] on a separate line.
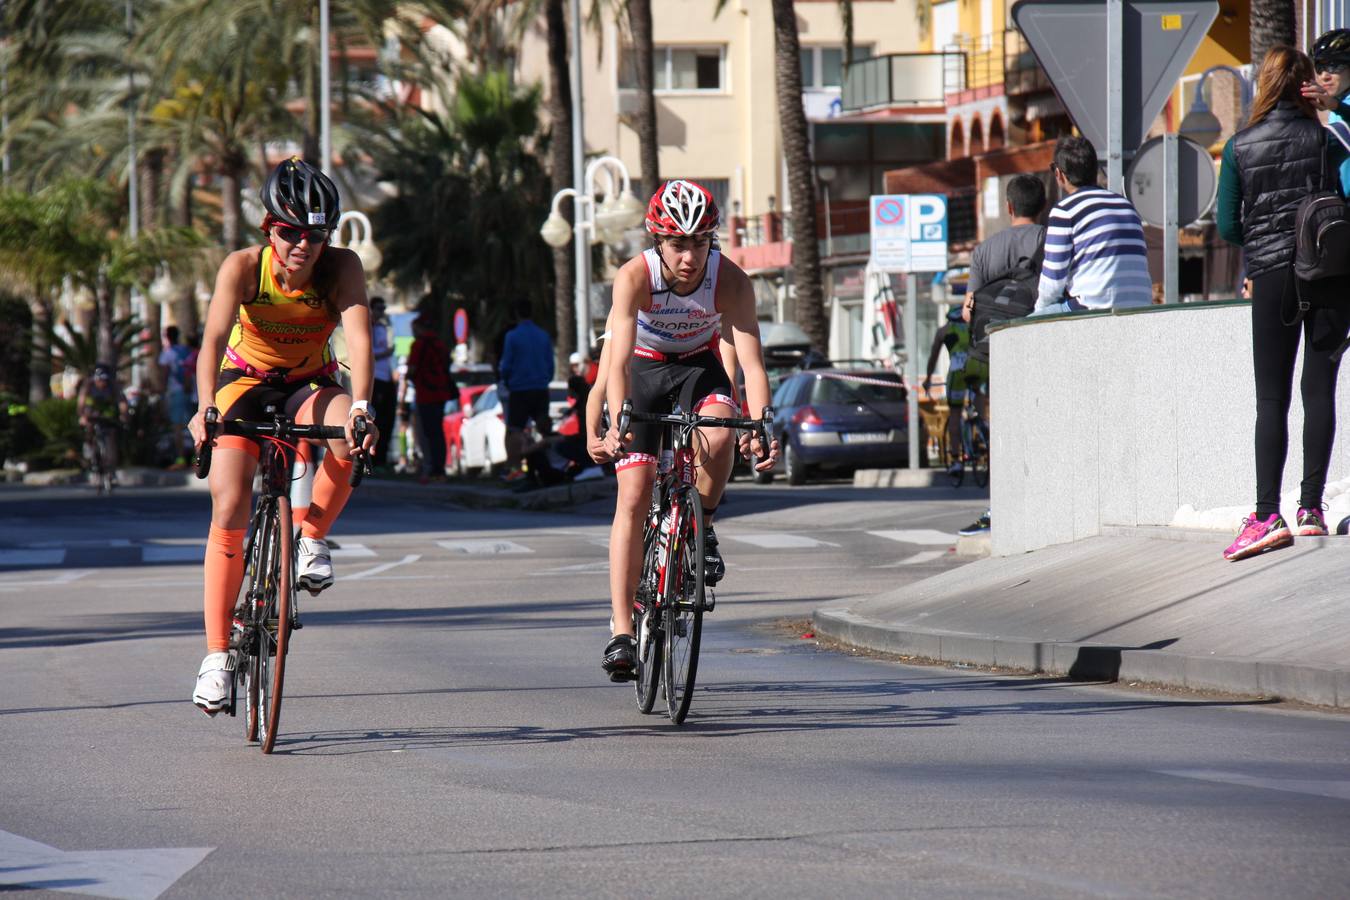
[612, 399, 633, 458]
[194, 407, 219, 480]
[755, 406, 775, 463]
[349, 415, 373, 487]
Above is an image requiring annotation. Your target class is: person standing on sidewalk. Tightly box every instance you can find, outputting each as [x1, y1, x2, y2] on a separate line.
[405, 312, 455, 483]
[1217, 45, 1350, 561]
[369, 297, 397, 469]
[1034, 136, 1152, 314]
[499, 300, 555, 474]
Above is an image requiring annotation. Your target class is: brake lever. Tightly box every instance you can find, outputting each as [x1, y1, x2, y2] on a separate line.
[194, 407, 219, 479]
[349, 415, 372, 487]
[756, 405, 775, 463]
[615, 399, 633, 458]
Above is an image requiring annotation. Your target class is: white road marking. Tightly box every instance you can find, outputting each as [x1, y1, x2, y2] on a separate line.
[142, 545, 205, 564]
[1156, 769, 1350, 802]
[0, 569, 93, 588]
[0, 549, 65, 567]
[347, 554, 421, 580]
[534, 561, 610, 575]
[874, 550, 948, 567]
[0, 827, 213, 899]
[723, 533, 840, 549]
[867, 529, 959, 546]
[437, 539, 534, 555]
[329, 543, 377, 559]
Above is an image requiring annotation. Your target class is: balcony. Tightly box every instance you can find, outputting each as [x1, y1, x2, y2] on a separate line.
[841, 53, 964, 113]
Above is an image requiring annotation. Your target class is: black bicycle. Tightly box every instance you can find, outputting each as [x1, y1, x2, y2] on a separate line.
[195, 405, 370, 753]
[618, 400, 771, 725]
[85, 417, 120, 495]
[949, 384, 989, 489]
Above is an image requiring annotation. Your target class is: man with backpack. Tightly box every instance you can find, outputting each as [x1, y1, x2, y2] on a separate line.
[950, 175, 1048, 536]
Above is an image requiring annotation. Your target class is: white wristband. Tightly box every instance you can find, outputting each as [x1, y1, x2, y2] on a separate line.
[349, 400, 371, 419]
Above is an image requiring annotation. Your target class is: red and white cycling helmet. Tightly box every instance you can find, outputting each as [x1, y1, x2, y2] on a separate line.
[645, 179, 720, 236]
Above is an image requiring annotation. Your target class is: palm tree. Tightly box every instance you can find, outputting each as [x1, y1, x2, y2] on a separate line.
[544, 0, 577, 370]
[366, 69, 554, 346]
[1250, 0, 1295, 73]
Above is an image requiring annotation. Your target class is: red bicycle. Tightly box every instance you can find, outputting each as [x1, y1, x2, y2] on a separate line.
[619, 401, 771, 725]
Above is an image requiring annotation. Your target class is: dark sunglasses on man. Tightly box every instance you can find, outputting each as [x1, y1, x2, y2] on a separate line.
[274, 223, 332, 245]
[1316, 62, 1348, 75]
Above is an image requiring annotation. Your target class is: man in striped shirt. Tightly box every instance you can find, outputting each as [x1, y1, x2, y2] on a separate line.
[1034, 136, 1153, 313]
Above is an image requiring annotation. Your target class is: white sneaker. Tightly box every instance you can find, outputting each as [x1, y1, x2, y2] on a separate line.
[296, 536, 334, 594]
[192, 651, 235, 716]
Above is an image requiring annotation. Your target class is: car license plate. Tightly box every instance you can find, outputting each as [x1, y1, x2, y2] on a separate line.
[842, 431, 890, 444]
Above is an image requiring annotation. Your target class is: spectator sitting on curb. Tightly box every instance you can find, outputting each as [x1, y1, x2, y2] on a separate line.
[1033, 136, 1152, 315]
[499, 300, 555, 478]
[956, 173, 1049, 537]
[1216, 44, 1350, 561]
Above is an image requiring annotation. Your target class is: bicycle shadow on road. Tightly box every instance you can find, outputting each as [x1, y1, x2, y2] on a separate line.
[269, 675, 1271, 756]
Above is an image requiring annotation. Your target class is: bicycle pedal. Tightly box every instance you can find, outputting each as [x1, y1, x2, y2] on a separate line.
[702, 590, 716, 612]
[292, 619, 303, 630]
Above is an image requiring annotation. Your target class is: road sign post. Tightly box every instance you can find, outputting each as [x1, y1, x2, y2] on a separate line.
[870, 194, 948, 471]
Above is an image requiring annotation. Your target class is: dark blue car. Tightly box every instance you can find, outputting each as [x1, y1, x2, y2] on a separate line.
[756, 367, 908, 485]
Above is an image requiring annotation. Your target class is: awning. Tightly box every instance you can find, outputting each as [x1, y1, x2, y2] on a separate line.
[1025, 94, 1066, 121]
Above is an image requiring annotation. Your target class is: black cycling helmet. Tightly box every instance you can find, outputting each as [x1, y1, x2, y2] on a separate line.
[1313, 29, 1350, 67]
[261, 156, 340, 231]
[93, 362, 113, 380]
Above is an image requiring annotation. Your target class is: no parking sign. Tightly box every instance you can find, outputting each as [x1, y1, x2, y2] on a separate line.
[453, 308, 469, 345]
[869, 195, 948, 273]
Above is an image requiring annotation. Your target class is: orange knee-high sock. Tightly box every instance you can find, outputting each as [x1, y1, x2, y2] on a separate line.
[301, 453, 354, 540]
[291, 443, 314, 528]
[204, 525, 247, 652]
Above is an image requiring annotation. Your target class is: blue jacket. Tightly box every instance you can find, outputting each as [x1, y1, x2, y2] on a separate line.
[500, 319, 554, 392]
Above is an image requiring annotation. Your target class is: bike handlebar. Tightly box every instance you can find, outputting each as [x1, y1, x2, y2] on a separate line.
[194, 408, 372, 486]
[616, 400, 776, 463]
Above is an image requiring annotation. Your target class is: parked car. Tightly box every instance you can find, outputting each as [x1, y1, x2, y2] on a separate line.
[454, 384, 508, 475]
[442, 384, 490, 476]
[755, 367, 908, 485]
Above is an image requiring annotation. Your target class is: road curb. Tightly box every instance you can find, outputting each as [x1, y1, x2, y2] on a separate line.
[812, 606, 1350, 708]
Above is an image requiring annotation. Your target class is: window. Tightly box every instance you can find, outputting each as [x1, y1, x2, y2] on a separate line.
[810, 373, 902, 405]
[812, 122, 947, 201]
[619, 46, 725, 92]
[799, 45, 873, 89]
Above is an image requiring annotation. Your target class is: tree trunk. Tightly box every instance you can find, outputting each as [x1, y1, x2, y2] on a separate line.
[1250, 0, 1295, 74]
[27, 299, 52, 405]
[221, 154, 245, 250]
[770, 0, 827, 353]
[546, 0, 576, 377]
[141, 149, 165, 231]
[631, 0, 659, 192]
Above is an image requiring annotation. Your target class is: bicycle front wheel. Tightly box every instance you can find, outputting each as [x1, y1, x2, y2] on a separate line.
[634, 519, 663, 715]
[664, 490, 704, 725]
[258, 496, 294, 754]
[241, 510, 271, 744]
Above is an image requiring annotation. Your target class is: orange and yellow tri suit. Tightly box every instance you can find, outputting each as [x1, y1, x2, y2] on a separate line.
[214, 245, 341, 428]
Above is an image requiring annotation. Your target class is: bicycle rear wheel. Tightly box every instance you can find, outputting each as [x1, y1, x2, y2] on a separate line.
[633, 518, 663, 714]
[664, 490, 704, 725]
[972, 422, 990, 488]
[258, 496, 294, 754]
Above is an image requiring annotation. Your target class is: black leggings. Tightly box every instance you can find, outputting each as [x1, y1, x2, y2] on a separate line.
[1250, 267, 1350, 516]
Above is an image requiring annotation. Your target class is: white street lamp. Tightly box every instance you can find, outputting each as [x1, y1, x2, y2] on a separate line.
[333, 210, 383, 280]
[540, 155, 646, 351]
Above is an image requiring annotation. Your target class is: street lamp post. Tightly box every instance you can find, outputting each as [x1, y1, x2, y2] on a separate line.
[319, 0, 331, 176]
[540, 156, 646, 353]
[1178, 65, 1252, 150]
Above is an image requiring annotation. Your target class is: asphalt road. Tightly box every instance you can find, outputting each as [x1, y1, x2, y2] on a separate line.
[2, 480, 1348, 899]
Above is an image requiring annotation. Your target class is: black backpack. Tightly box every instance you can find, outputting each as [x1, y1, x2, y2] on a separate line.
[968, 233, 1045, 364]
[1289, 149, 1350, 326]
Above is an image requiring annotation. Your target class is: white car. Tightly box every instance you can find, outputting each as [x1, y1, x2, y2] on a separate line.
[458, 385, 509, 475]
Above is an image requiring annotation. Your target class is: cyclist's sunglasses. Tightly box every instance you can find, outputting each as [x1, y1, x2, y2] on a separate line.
[273, 223, 331, 245]
[1316, 62, 1348, 75]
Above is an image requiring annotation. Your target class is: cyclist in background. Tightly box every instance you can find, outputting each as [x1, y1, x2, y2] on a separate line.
[187, 156, 378, 715]
[922, 307, 973, 476]
[77, 362, 128, 482]
[599, 180, 777, 680]
[1304, 30, 1350, 175]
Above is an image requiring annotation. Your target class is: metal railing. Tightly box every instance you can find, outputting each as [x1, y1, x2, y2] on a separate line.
[841, 53, 965, 112]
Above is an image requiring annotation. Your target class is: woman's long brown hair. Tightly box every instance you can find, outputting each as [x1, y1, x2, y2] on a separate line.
[1247, 45, 1319, 126]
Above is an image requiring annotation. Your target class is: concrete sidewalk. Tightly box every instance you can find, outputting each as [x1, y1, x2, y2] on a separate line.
[814, 527, 1350, 708]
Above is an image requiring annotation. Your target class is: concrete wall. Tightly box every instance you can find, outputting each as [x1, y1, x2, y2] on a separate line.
[989, 302, 1350, 555]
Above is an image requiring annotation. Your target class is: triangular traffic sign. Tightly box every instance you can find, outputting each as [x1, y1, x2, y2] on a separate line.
[1012, 0, 1219, 156]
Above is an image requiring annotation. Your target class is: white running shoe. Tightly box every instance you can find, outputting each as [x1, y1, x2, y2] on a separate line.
[296, 536, 334, 594]
[192, 651, 235, 716]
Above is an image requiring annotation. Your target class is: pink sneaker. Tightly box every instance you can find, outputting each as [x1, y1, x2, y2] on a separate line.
[1296, 507, 1328, 536]
[1223, 513, 1292, 561]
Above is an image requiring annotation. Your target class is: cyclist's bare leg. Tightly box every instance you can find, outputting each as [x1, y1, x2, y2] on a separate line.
[204, 444, 259, 651]
[295, 387, 356, 540]
[693, 401, 736, 516]
[609, 463, 655, 636]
